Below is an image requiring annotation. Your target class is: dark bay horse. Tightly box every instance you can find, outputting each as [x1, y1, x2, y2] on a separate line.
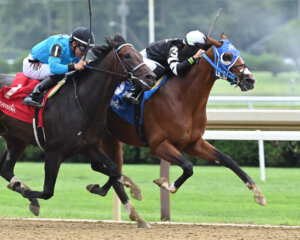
[95, 33, 266, 207]
[0, 35, 156, 228]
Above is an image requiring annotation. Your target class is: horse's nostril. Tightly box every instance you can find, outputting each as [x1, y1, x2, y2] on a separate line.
[246, 78, 255, 85]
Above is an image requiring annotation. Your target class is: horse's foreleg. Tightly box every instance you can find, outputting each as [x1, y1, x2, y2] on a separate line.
[0, 139, 40, 216]
[150, 140, 194, 193]
[85, 145, 149, 228]
[10, 151, 63, 201]
[184, 138, 266, 206]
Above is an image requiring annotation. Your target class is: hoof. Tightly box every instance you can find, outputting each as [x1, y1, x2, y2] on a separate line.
[86, 184, 107, 197]
[7, 181, 20, 191]
[121, 176, 142, 201]
[254, 190, 267, 206]
[86, 184, 99, 192]
[138, 221, 151, 229]
[247, 183, 267, 206]
[130, 187, 142, 201]
[153, 178, 168, 189]
[29, 203, 40, 216]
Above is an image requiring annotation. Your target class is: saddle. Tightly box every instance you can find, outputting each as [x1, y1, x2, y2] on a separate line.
[0, 73, 66, 149]
[110, 75, 167, 146]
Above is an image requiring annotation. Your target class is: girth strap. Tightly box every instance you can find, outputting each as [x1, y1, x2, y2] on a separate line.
[33, 108, 45, 150]
[133, 95, 148, 147]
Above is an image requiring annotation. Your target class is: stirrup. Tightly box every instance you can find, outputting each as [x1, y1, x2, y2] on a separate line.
[23, 96, 43, 108]
[122, 91, 140, 104]
[123, 95, 140, 105]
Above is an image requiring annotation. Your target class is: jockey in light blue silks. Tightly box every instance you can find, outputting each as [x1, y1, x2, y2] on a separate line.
[23, 27, 95, 108]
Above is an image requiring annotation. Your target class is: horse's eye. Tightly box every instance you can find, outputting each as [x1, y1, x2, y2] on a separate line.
[124, 53, 131, 59]
[221, 53, 233, 65]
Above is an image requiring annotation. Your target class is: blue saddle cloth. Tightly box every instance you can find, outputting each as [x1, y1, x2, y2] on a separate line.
[110, 76, 167, 125]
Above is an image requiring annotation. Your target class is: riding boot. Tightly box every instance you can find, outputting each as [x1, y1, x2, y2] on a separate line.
[122, 86, 142, 105]
[153, 65, 165, 80]
[122, 65, 165, 105]
[23, 74, 64, 108]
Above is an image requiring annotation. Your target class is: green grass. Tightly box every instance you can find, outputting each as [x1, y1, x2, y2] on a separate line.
[210, 71, 300, 96]
[0, 163, 300, 226]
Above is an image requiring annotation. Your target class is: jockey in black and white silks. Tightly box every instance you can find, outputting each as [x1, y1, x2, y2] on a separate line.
[123, 30, 208, 104]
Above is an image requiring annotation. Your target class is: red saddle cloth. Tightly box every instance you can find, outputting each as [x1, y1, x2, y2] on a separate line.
[0, 72, 46, 127]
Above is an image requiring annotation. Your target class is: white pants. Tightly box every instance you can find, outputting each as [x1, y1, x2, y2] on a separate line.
[140, 49, 164, 71]
[23, 54, 51, 80]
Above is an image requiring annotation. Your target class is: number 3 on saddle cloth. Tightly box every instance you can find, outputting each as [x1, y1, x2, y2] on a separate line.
[0, 73, 64, 147]
[110, 75, 167, 145]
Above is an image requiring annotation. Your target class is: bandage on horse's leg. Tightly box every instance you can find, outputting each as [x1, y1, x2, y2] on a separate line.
[0, 138, 40, 215]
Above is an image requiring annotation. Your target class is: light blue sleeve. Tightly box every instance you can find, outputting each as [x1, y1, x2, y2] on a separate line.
[48, 56, 69, 74]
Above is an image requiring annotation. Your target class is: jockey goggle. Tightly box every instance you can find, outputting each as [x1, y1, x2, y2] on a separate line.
[76, 42, 88, 53]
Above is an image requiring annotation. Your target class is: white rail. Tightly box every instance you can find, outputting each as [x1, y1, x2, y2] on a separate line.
[208, 96, 300, 103]
[203, 130, 300, 182]
[208, 96, 300, 109]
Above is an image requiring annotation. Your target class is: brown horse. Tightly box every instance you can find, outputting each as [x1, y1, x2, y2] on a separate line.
[92, 33, 266, 207]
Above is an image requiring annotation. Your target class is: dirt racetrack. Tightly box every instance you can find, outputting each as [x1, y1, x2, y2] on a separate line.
[1, 218, 300, 240]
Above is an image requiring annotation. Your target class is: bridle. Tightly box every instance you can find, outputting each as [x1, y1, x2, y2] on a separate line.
[230, 63, 248, 87]
[73, 43, 147, 123]
[202, 45, 249, 86]
[85, 43, 147, 85]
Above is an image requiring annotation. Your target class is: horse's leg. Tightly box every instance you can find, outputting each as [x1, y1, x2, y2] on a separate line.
[87, 163, 141, 199]
[184, 138, 266, 206]
[84, 145, 149, 228]
[8, 151, 63, 201]
[150, 140, 194, 194]
[0, 138, 40, 215]
[89, 135, 142, 200]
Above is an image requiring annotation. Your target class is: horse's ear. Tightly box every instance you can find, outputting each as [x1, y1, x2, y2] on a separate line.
[206, 36, 223, 48]
[220, 33, 229, 40]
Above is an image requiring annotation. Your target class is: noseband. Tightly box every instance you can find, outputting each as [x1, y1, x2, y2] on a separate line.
[230, 63, 248, 86]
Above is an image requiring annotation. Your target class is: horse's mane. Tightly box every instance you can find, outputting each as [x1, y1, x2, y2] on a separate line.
[90, 34, 126, 64]
[179, 42, 212, 62]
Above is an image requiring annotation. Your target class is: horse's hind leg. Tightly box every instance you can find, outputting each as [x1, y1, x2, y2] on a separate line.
[87, 136, 142, 201]
[150, 140, 194, 194]
[184, 138, 266, 206]
[84, 145, 149, 228]
[0, 138, 40, 215]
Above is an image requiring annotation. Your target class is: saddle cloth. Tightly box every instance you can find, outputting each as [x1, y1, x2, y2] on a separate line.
[0, 72, 53, 127]
[110, 75, 167, 125]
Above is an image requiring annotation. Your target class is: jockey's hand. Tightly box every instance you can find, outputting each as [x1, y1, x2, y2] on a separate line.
[74, 60, 86, 71]
[193, 49, 205, 60]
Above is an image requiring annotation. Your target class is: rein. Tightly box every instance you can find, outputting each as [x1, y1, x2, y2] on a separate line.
[85, 43, 146, 85]
[74, 43, 146, 123]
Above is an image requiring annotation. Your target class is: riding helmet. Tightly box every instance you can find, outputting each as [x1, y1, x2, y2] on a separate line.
[183, 30, 206, 46]
[70, 27, 95, 50]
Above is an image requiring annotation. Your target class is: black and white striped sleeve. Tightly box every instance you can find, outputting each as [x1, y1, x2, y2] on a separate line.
[167, 46, 195, 75]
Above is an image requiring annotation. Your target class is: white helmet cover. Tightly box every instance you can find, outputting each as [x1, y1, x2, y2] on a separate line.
[183, 30, 206, 45]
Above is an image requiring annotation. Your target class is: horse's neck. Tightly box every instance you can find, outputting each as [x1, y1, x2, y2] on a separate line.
[76, 54, 121, 121]
[179, 49, 216, 111]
